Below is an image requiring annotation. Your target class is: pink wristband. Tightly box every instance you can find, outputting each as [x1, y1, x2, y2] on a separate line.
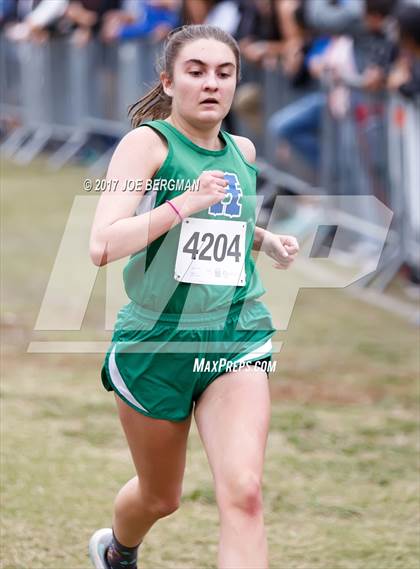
[166, 200, 184, 221]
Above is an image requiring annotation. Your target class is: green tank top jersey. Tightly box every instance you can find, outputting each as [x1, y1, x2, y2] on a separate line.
[122, 119, 267, 318]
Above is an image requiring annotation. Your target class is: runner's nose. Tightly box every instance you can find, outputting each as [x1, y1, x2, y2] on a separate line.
[203, 72, 219, 91]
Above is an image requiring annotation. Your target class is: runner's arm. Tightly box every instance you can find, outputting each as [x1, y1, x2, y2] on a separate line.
[253, 226, 267, 251]
[89, 128, 227, 267]
[89, 127, 193, 267]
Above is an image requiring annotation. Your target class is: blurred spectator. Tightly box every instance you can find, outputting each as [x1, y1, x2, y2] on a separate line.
[182, 0, 216, 24]
[300, 0, 398, 86]
[389, 0, 420, 98]
[0, 0, 18, 30]
[64, 0, 121, 46]
[205, 1, 241, 34]
[267, 0, 399, 176]
[267, 38, 330, 173]
[275, 0, 323, 86]
[300, 0, 365, 35]
[101, 0, 180, 44]
[181, 0, 241, 34]
[236, 0, 288, 69]
[231, 0, 289, 133]
[6, 0, 69, 43]
[396, 0, 420, 57]
[356, 0, 398, 91]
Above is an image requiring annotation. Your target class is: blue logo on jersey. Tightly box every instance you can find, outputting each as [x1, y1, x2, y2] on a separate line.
[208, 172, 242, 218]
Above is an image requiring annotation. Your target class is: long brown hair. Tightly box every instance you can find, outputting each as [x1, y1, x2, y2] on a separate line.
[128, 25, 241, 128]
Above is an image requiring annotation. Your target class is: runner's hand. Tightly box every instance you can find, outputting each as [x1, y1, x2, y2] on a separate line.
[183, 170, 228, 215]
[261, 232, 299, 269]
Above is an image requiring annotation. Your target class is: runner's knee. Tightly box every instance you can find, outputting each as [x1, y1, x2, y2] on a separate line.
[113, 478, 180, 520]
[142, 494, 181, 519]
[216, 471, 263, 517]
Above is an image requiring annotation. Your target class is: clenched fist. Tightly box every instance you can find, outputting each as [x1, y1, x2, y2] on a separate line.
[183, 170, 228, 216]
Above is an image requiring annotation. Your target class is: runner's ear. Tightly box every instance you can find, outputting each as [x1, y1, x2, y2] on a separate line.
[160, 72, 173, 98]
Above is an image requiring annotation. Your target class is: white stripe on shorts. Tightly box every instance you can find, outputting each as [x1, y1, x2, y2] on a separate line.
[232, 338, 273, 366]
[108, 345, 151, 414]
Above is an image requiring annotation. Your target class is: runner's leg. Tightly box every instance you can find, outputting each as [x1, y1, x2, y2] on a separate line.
[194, 367, 271, 569]
[112, 393, 192, 546]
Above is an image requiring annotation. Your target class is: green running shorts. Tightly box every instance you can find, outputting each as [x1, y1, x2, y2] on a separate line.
[101, 299, 275, 421]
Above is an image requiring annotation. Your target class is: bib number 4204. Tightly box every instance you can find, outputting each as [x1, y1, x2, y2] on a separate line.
[175, 217, 247, 286]
[183, 232, 241, 263]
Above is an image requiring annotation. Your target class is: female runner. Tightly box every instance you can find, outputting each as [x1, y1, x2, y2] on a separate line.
[88, 24, 299, 569]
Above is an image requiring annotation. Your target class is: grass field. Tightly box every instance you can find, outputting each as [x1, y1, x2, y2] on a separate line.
[1, 159, 419, 569]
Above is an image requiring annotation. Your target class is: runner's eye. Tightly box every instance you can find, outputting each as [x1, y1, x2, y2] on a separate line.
[189, 71, 202, 77]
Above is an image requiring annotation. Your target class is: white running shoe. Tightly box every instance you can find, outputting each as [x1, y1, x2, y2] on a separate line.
[88, 528, 113, 569]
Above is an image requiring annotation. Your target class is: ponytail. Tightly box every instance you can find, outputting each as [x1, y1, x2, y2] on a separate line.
[128, 82, 172, 128]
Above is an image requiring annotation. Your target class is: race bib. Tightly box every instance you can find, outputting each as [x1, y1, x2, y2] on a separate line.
[174, 217, 246, 286]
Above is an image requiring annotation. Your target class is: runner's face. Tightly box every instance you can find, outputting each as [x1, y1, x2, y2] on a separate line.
[164, 39, 237, 126]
